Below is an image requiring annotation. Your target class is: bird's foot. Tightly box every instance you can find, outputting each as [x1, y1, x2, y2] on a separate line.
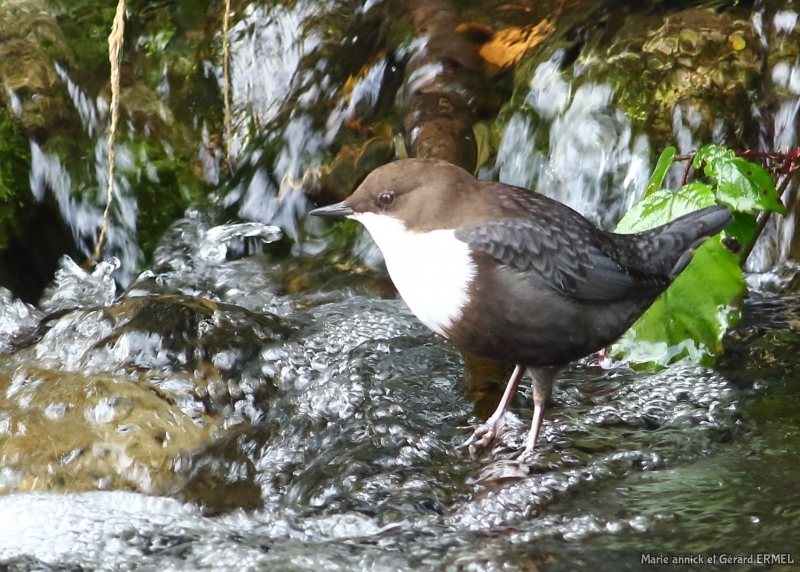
[461, 414, 508, 456]
[516, 447, 538, 467]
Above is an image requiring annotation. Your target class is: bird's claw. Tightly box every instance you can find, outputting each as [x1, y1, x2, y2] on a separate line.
[461, 416, 504, 457]
[516, 447, 537, 467]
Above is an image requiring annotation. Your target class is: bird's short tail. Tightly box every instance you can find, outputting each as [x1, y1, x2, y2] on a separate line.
[612, 205, 734, 278]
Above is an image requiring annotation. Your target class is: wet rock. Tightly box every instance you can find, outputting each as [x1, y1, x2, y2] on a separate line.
[0, 291, 292, 495]
[510, 5, 762, 148]
[302, 137, 394, 206]
[173, 426, 271, 514]
[0, 0, 77, 136]
[0, 367, 213, 494]
[635, 8, 761, 143]
[720, 294, 800, 383]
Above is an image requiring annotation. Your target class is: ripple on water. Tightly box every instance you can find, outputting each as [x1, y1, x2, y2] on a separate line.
[1, 290, 794, 571]
[0, 205, 769, 571]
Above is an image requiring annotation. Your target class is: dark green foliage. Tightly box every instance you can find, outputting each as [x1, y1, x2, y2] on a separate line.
[125, 139, 205, 261]
[0, 108, 33, 249]
[612, 145, 786, 368]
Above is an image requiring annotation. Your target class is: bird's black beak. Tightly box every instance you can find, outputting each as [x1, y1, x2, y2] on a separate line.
[309, 201, 354, 217]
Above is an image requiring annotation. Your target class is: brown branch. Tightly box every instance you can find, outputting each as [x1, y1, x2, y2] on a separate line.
[679, 153, 694, 186]
[738, 169, 797, 266]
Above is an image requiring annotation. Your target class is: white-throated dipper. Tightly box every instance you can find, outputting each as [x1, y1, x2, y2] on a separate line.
[310, 158, 733, 464]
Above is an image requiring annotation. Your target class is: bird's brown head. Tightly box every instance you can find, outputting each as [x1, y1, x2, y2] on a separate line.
[309, 158, 482, 231]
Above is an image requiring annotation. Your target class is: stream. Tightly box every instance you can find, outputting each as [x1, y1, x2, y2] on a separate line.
[0, 0, 799, 570]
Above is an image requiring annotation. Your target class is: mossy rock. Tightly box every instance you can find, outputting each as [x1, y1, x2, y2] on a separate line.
[505, 5, 763, 151]
[0, 367, 214, 494]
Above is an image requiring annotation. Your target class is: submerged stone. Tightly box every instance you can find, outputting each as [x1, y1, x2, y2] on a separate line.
[0, 293, 293, 495]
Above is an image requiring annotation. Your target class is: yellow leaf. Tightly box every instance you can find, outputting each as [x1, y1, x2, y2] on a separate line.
[729, 33, 746, 50]
[477, 19, 555, 69]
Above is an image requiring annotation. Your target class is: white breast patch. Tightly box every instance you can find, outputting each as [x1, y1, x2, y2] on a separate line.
[352, 212, 477, 338]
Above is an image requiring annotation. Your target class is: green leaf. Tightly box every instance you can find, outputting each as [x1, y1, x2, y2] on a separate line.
[723, 211, 758, 245]
[615, 183, 715, 234]
[610, 237, 745, 369]
[610, 143, 786, 368]
[694, 143, 786, 215]
[693, 143, 733, 169]
[719, 158, 786, 215]
[643, 146, 676, 199]
[612, 172, 746, 369]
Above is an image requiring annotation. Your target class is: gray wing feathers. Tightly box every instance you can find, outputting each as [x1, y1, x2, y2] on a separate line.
[458, 218, 639, 301]
[457, 198, 731, 302]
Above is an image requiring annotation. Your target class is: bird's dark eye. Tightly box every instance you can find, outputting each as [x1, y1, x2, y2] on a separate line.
[378, 192, 394, 206]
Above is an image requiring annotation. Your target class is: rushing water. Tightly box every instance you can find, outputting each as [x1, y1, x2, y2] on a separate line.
[493, 71, 652, 230]
[1, 213, 799, 570]
[1, 0, 800, 570]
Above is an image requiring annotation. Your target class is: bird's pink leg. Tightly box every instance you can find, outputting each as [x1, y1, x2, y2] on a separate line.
[518, 367, 558, 462]
[463, 365, 526, 455]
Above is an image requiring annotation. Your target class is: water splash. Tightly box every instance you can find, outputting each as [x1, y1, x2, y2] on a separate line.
[745, 49, 800, 275]
[224, 1, 323, 163]
[324, 57, 388, 144]
[524, 59, 571, 119]
[39, 256, 119, 314]
[199, 222, 282, 263]
[0, 289, 42, 355]
[29, 64, 150, 285]
[496, 63, 651, 229]
[126, 213, 283, 314]
[54, 63, 102, 138]
[229, 129, 318, 243]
